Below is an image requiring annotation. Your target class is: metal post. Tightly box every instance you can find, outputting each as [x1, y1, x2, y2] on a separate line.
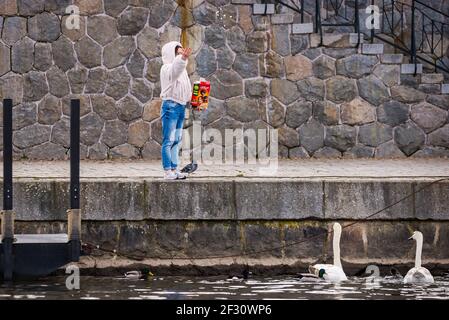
[68, 99, 81, 262]
[371, 0, 375, 43]
[354, 0, 360, 47]
[301, 0, 304, 23]
[411, 0, 417, 75]
[2, 98, 14, 281]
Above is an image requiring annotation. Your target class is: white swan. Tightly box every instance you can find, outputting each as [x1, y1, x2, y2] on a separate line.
[404, 231, 434, 284]
[308, 222, 348, 282]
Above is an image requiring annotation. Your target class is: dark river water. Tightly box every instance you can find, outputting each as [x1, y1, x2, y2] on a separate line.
[1, 275, 449, 300]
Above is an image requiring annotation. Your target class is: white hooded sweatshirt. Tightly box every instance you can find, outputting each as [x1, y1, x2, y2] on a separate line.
[159, 41, 192, 105]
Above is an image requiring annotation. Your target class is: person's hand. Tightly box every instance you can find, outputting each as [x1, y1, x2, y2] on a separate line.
[180, 47, 192, 60]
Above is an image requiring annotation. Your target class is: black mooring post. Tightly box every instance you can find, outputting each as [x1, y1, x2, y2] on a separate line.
[68, 99, 80, 262]
[2, 99, 14, 281]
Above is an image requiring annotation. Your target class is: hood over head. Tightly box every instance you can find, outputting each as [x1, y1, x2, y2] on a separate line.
[161, 41, 182, 64]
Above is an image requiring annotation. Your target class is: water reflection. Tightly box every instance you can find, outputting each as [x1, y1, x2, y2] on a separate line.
[0, 276, 448, 300]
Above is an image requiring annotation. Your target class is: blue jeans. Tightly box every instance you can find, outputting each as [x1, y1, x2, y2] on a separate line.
[161, 100, 186, 171]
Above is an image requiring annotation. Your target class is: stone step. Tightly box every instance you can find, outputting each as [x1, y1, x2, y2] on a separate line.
[292, 23, 314, 34]
[421, 73, 445, 84]
[401, 63, 423, 74]
[232, 0, 255, 3]
[442, 83, 449, 94]
[310, 33, 352, 48]
[362, 43, 384, 55]
[253, 3, 275, 15]
[271, 13, 294, 24]
[349, 33, 364, 45]
[381, 54, 404, 64]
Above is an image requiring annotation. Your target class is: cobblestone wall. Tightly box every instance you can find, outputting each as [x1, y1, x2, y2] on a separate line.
[0, 0, 448, 160]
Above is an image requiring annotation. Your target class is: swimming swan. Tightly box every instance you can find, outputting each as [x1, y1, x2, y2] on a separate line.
[404, 231, 434, 284]
[308, 222, 348, 282]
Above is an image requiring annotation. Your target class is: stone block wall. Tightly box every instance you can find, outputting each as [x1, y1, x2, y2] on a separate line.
[0, 0, 448, 160]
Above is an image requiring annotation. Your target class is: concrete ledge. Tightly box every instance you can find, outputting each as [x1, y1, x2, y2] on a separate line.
[401, 63, 423, 74]
[2, 177, 448, 221]
[292, 23, 314, 34]
[253, 4, 275, 15]
[362, 43, 384, 54]
[442, 83, 449, 94]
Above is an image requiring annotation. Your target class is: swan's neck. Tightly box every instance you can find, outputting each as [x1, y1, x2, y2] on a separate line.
[415, 235, 423, 268]
[333, 228, 342, 268]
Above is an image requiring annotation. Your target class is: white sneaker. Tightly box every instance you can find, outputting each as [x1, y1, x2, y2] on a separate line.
[164, 171, 178, 180]
[175, 170, 187, 179]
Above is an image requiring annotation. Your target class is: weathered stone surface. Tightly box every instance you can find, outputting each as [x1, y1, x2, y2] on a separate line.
[412, 146, 449, 158]
[375, 140, 406, 158]
[23, 72, 48, 102]
[418, 84, 441, 94]
[24, 142, 67, 160]
[400, 74, 420, 88]
[0, 42, 10, 76]
[410, 102, 447, 133]
[117, 7, 149, 35]
[394, 121, 425, 156]
[137, 26, 160, 59]
[344, 145, 375, 158]
[326, 76, 357, 103]
[3, 17, 27, 45]
[149, 3, 176, 28]
[377, 100, 409, 126]
[172, 5, 195, 28]
[251, 15, 270, 31]
[196, 46, 217, 77]
[373, 64, 400, 87]
[131, 79, 152, 103]
[14, 124, 51, 149]
[11, 37, 34, 73]
[336, 54, 377, 78]
[102, 120, 128, 148]
[13, 103, 36, 130]
[0, 74, 23, 104]
[0, 0, 18, 15]
[312, 55, 335, 80]
[74, 0, 103, 15]
[313, 146, 341, 158]
[358, 122, 393, 147]
[28, 12, 60, 42]
[88, 142, 108, 160]
[195, 97, 224, 126]
[247, 31, 268, 53]
[278, 126, 299, 147]
[80, 112, 104, 146]
[217, 46, 235, 69]
[324, 125, 357, 151]
[142, 140, 161, 159]
[290, 34, 309, 55]
[142, 99, 161, 122]
[285, 100, 312, 128]
[127, 50, 146, 79]
[33, 43, 52, 71]
[289, 146, 309, 159]
[312, 101, 338, 125]
[284, 55, 312, 81]
[297, 77, 325, 102]
[219, 4, 237, 29]
[238, 4, 253, 34]
[415, 180, 449, 219]
[145, 57, 163, 83]
[61, 95, 91, 117]
[87, 15, 118, 46]
[104, 37, 136, 69]
[67, 67, 88, 94]
[233, 53, 258, 78]
[322, 48, 357, 59]
[52, 36, 76, 71]
[105, 67, 131, 101]
[226, 96, 264, 122]
[128, 120, 150, 148]
[117, 96, 142, 122]
[226, 25, 246, 53]
[183, 25, 204, 54]
[235, 181, 323, 219]
[61, 15, 85, 42]
[75, 36, 102, 68]
[91, 95, 117, 120]
[104, 0, 128, 17]
[421, 73, 444, 84]
[267, 98, 285, 128]
[193, 1, 217, 25]
[86, 68, 107, 93]
[18, 0, 44, 15]
[428, 125, 449, 148]
[110, 144, 139, 159]
[47, 66, 70, 98]
[51, 117, 70, 148]
[271, 79, 301, 105]
[245, 78, 268, 98]
[209, 70, 243, 100]
[205, 25, 226, 49]
[262, 51, 285, 78]
[341, 97, 376, 125]
[391, 86, 426, 103]
[357, 75, 390, 106]
[298, 118, 324, 153]
[38, 95, 61, 125]
[271, 24, 290, 56]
